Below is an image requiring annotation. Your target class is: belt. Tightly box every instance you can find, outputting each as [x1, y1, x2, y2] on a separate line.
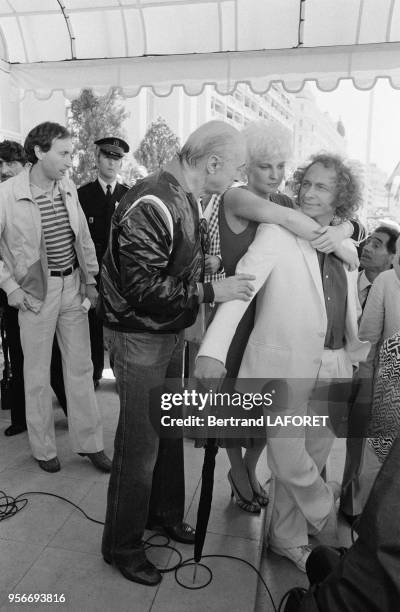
[49, 261, 79, 277]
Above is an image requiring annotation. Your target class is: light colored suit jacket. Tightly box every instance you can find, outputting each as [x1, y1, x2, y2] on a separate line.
[198, 224, 370, 383]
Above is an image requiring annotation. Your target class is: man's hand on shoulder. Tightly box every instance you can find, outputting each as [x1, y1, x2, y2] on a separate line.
[7, 288, 29, 311]
[212, 274, 255, 303]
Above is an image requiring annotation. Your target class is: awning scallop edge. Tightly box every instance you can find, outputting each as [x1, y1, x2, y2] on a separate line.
[6, 41, 400, 101]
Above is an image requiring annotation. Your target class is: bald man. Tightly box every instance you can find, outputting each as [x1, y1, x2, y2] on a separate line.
[99, 120, 256, 586]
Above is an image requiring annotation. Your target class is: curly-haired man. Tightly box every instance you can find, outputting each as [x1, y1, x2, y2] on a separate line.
[196, 153, 370, 572]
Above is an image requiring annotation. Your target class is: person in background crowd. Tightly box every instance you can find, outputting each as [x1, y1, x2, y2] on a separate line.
[0, 139, 66, 437]
[78, 137, 130, 388]
[340, 224, 399, 523]
[357, 225, 399, 310]
[341, 234, 400, 520]
[196, 153, 370, 572]
[0, 140, 26, 182]
[0, 123, 111, 473]
[99, 120, 262, 587]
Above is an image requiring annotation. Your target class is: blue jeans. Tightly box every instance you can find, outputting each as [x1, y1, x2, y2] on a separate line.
[102, 330, 185, 567]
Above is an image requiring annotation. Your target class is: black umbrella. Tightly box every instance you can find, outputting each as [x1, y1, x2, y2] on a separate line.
[192, 436, 219, 582]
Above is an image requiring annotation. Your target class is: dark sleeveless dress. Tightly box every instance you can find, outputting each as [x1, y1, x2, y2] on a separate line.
[218, 189, 294, 447]
[219, 197, 258, 380]
[212, 193, 258, 448]
[220, 189, 294, 378]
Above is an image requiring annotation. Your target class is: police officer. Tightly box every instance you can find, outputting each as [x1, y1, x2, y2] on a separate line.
[78, 137, 130, 388]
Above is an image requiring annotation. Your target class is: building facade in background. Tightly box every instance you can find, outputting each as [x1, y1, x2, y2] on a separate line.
[349, 159, 393, 228]
[123, 83, 346, 173]
[292, 87, 347, 167]
[1, 78, 392, 229]
[384, 162, 400, 225]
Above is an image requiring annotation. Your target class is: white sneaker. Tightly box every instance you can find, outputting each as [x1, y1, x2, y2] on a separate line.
[270, 544, 312, 572]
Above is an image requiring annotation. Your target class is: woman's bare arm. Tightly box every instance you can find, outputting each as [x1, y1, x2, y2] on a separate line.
[224, 187, 357, 266]
[224, 187, 319, 241]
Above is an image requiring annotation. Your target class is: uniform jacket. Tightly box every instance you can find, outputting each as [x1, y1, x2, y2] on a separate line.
[198, 223, 370, 386]
[78, 179, 129, 264]
[98, 159, 204, 332]
[0, 168, 98, 310]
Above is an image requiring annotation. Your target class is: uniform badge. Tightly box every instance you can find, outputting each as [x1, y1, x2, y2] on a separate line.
[89, 217, 94, 224]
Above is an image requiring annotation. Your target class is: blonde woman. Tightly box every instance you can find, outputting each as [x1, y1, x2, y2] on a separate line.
[203, 122, 357, 513]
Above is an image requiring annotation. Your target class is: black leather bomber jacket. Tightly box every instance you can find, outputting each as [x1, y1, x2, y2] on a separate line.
[97, 160, 204, 332]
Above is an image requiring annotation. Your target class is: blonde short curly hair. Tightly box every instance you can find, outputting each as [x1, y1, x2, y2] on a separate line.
[241, 121, 293, 167]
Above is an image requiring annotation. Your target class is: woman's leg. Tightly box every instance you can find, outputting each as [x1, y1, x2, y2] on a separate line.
[244, 442, 266, 495]
[226, 446, 253, 501]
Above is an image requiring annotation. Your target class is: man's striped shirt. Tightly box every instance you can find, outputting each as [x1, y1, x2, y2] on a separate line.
[31, 183, 76, 270]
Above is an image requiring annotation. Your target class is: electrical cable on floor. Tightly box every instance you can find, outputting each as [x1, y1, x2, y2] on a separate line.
[0, 488, 284, 612]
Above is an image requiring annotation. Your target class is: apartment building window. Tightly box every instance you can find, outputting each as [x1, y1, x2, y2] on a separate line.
[214, 100, 224, 115]
[227, 107, 234, 119]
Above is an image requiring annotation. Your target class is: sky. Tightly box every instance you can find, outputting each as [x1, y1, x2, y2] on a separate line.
[311, 78, 400, 178]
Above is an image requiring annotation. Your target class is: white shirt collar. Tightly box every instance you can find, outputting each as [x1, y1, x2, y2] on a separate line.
[97, 176, 117, 195]
[358, 269, 372, 292]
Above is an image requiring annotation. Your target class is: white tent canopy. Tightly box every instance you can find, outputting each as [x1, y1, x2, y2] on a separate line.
[1, 0, 400, 98]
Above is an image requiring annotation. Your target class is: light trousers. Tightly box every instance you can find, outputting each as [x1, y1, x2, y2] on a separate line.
[19, 270, 103, 461]
[268, 348, 353, 549]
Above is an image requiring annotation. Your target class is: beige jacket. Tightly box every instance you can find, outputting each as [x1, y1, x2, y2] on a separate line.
[0, 168, 98, 310]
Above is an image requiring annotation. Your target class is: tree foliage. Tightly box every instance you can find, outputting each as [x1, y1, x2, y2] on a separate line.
[68, 88, 128, 186]
[135, 117, 180, 173]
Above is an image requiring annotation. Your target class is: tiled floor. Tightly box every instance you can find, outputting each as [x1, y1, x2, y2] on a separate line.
[0, 374, 351, 612]
[255, 438, 353, 612]
[0, 375, 267, 612]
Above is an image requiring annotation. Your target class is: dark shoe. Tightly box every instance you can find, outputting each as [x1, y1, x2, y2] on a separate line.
[164, 522, 196, 544]
[146, 519, 196, 544]
[37, 457, 61, 473]
[78, 450, 112, 472]
[103, 557, 162, 586]
[4, 423, 27, 437]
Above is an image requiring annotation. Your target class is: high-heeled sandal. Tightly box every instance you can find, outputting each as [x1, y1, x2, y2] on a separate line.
[246, 468, 269, 507]
[252, 483, 269, 507]
[227, 470, 261, 514]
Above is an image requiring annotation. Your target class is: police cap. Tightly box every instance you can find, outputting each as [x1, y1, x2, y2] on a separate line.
[94, 137, 130, 159]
